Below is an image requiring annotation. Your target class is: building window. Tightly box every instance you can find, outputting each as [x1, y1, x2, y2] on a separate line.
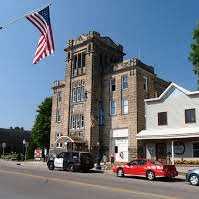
[72, 80, 85, 103]
[71, 115, 76, 129]
[72, 88, 77, 102]
[185, 109, 196, 123]
[122, 98, 128, 115]
[193, 143, 199, 157]
[122, 74, 128, 90]
[81, 115, 84, 128]
[110, 78, 116, 92]
[77, 87, 82, 102]
[72, 52, 86, 76]
[158, 112, 167, 125]
[57, 92, 62, 103]
[56, 132, 61, 138]
[56, 110, 61, 123]
[143, 76, 148, 92]
[78, 53, 82, 68]
[73, 55, 78, 69]
[68, 52, 71, 61]
[56, 142, 62, 148]
[55, 132, 62, 145]
[82, 52, 86, 67]
[76, 116, 81, 129]
[110, 100, 116, 115]
[70, 114, 84, 130]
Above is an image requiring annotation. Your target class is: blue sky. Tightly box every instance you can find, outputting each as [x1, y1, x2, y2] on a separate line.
[0, 0, 198, 129]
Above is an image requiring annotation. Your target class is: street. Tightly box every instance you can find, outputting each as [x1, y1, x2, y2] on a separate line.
[0, 161, 198, 199]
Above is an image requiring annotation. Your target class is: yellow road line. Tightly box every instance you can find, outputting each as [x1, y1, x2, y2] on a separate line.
[0, 169, 178, 199]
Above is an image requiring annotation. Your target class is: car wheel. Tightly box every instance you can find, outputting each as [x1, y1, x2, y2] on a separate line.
[189, 174, 199, 186]
[117, 168, 124, 177]
[48, 162, 54, 171]
[67, 163, 75, 172]
[146, 171, 155, 181]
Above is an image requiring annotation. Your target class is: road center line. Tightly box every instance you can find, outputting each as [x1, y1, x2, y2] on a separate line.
[0, 168, 178, 199]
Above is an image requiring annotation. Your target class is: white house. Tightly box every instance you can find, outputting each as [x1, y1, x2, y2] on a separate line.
[137, 83, 199, 164]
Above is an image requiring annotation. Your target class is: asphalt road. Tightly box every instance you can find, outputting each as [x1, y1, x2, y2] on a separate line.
[0, 162, 198, 199]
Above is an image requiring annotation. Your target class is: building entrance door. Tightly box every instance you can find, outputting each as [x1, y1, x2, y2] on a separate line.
[156, 143, 167, 163]
[114, 138, 128, 162]
[111, 128, 128, 162]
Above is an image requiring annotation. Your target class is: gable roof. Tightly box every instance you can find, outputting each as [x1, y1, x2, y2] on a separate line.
[145, 82, 199, 103]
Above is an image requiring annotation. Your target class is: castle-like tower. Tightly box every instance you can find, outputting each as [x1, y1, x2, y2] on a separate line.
[50, 31, 169, 161]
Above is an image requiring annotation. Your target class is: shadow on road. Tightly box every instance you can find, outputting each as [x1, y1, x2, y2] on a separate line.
[125, 176, 185, 183]
[55, 168, 104, 174]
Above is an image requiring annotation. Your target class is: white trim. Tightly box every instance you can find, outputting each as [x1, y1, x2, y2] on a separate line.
[55, 135, 74, 144]
[145, 82, 199, 103]
[137, 127, 199, 140]
[113, 128, 128, 138]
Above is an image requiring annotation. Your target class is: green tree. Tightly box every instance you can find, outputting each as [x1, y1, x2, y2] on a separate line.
[189, 23, 199, 87]
[28, 97, 52, 158]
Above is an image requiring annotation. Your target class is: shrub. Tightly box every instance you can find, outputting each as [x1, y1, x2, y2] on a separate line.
[175, 159, 199, 165]
[0, 153, 24, 161]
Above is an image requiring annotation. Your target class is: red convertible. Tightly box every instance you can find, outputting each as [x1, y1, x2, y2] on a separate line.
[112, 159, 178, 180]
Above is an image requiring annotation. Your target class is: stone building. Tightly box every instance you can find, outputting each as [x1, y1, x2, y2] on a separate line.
[50, 31, 169, 161]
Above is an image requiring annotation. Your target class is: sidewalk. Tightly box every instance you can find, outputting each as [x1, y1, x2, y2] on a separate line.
[0, 159, 47, 170]
[176, 165, 199, 175]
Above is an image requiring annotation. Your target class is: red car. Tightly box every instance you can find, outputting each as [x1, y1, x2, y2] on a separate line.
[112, 159, 178, 180]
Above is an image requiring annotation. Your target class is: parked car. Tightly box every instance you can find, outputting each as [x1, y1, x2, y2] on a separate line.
[47, 151, 94, 172]
[112, 159, 178, 181]
[186, 168, 199, 186]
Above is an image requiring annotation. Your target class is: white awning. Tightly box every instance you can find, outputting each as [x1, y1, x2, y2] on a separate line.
[136, 127, 199, 140]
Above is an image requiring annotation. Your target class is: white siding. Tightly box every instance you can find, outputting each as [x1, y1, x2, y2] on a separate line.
[146, 88, 199, 130]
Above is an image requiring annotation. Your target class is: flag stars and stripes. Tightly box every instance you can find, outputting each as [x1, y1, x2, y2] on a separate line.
[26, 6, 54, 64]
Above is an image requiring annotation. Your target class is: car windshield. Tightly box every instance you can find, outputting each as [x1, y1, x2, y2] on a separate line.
[80, 153, 92, 159]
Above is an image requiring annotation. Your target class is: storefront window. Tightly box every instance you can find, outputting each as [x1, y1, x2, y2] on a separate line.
[193, 142, 199, 157]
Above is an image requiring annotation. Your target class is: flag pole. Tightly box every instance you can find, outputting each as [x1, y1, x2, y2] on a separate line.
[0, 2, 52, 30]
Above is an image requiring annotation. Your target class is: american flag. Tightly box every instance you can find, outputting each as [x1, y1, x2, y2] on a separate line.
[26, 6, 54, 64]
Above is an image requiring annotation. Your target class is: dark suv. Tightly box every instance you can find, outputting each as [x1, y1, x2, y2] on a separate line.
[47, 151, 94, 172]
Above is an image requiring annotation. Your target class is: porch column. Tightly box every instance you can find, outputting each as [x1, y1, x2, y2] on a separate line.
[171, 140, 174, 165]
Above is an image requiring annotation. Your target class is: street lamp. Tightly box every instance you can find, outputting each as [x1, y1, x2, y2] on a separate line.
[2, 142, 6, 156]
[23, 139, 29, 161]
[96, 141, 101, 170]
